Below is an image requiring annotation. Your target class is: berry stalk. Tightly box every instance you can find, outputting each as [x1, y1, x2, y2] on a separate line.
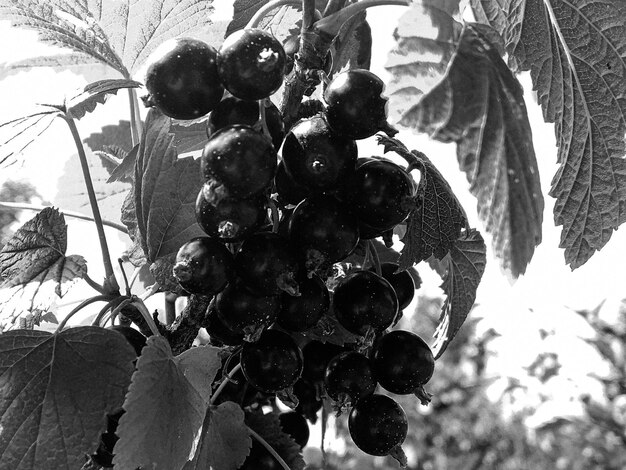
[62, 115, 120, 294]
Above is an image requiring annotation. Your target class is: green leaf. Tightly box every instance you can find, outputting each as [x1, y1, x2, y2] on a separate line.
[0, 0, 127, 75]
[171, 119, 211, 155]
[378, 136, 467, 268]
[0, 53, 101, 81]
[226, 0, 270, 36]
[84, 120, 134, 155]
[384, 1, 463, 125]
[245, 409, 305, 470]
[132, 109, 206, 264]
[331, 11, 371, 73]
[432, 228, 486, 359]
[107, 144, 139, 184]
[185, 402, 251, 470]
[406, 23, 543, 278]
[227, 0, 301, 42]
[55, 148, 131, 225]
[0, 326, 136, 469]
[114, 337, 222, 470]
[0, 108, 60, 168]
[471, 0, 626, 269]
[65, 79, 141, 120]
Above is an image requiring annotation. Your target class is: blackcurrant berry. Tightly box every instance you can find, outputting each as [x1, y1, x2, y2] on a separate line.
[371, 262, 416, 311]
[217, 28, 286, 101]
[207, 96, 285, 149]
[241, 329, 304, 393]
[215, 279, 280, 340]
[281, 115, 357, 191]
[348, 394, 408, 456]
[277, 274, 330, 332]
[108, 325, 146, 357]
[288, 194, 360, 273]
[372, 330, 434, 394]
[274, 160, 310, 207]
[324, 351, 376, 408]
[301, 340, 346, 384]
[333, 270, 398, 336]
[201, 125, 277, 198]
[172, 237, 235, 296]
[235, 232, 301, 295]
[323, 69, 396, 139]
[196, 180, 268, 242]
[279, 411, 310, 448]
[143, 38, 224, 120]
[202, 298, 244, 346]
[347, 159, 415, 231]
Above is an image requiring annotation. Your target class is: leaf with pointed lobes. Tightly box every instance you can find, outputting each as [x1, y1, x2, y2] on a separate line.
[432, 228, 487, 359]
[378, 136, 468, 269]
[472, 0, 626, 269]
[404, 22, 543, 279]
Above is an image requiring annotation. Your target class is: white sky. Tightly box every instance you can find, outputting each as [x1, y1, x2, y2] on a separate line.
[0, 2, 622, 421]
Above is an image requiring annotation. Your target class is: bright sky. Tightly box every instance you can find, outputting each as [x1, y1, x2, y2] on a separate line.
[0, 2, 622, 424]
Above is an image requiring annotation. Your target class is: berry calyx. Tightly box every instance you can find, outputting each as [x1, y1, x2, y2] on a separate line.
[372, 330, 435, 396]
[217, 28, 286, 101]
[323, 69, 397, 139]
[143, 38, 224, 120]
[240, 329, 304, 394]
[172, 237, 235, 296]
[201, 125, 277, 198]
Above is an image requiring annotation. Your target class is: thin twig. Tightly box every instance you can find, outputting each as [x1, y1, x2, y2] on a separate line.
[210, 363, 242, 406]
[56, 295, 115, 332]
[130, 299, 161, 336]
[247, 426, 292, 470]
[83, 273, 107, 294]
[0, 201, 129, 234]
[91, 297, 129, 327]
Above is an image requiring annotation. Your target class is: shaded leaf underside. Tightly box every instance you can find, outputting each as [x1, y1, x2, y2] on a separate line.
[472, 0, 626, 269]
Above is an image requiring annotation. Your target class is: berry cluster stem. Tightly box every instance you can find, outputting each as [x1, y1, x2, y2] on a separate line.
[62, 115, 120, 294]
[247, 426, 292, 470]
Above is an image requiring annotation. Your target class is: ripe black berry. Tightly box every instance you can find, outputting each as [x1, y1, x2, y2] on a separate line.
[324, 351, 376, 408]
[202, 298, 244, 346]
[372, 330, 434, 395]
[207, 96, 285, 149]
[347, 159, 415, 231]
[172, 237, 235, 296]
[201, 125, 277, 198]
[234, 232, 301, 295]
[215, 279, 280, 340]
[144, 38, 224, 120]
[217, 28, 286, 101]
[333, 270, 398, 336]
[371, 262, 416, 310]
[274, 160, 310, 206]
[277, 274, 330, 332]
[241, 329, 304, 393]
[108, 325, 146, 357]
[279, 411, 310, 448]
[281, 115, 357, 191]
[348, 394, 408, 456]
[301, 340, 346, 384]
[288, 194, 360, 273]
[323, 69, 396, 139]
[196, 180, 268, 242]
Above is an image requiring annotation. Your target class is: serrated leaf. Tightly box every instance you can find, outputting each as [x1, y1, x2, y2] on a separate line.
[384, 1, 463, 125]
[432, 228, 486, 358]
[0, 53, 101, 81]
[245, 410, 305, 470]
[0, 0, 127, 75]
[0, 327, 136, 469]
[133, 109, 205, 264]
[84, 120, 134, 155]
[0, 108, 60, 168]
[55, 148, 130, 225]
[185, 402, 251, 470]
[114, 337, 222, 470]
[331, 11, 372, 73]
[406, 23, 543, 278]
[227, 0, 301, 43]
[471, 0, 626, 269]
[65, 78, 141, 119]
[378, 136, 467, 268]
[107, 144, 138, 183]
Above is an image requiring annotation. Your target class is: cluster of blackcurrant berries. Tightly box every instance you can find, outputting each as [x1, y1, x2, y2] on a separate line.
[143, 27, 436, 466]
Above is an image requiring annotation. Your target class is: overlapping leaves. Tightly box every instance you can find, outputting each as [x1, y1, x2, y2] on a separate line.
[471, 0, 626, 269]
